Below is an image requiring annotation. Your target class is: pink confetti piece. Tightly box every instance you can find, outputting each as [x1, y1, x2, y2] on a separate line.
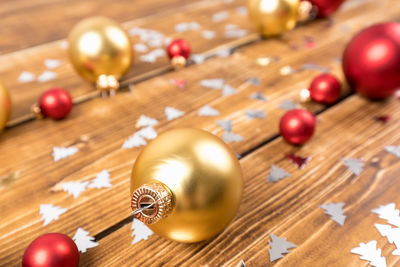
[170, 78, 186, 88]
[286, 154, 310, 169]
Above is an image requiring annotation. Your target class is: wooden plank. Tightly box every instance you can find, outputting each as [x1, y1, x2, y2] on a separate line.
[79, 94, 400, 267]
[1, 0, 250, 121]
[0, 0, 398, 265]
[0, 0, 211, 54]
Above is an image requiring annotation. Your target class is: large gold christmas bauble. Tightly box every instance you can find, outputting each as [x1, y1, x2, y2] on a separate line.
[248, 0, 300, 37]
[68, 16, 133, 89]
[0, 82, 11, 133]
[130, 128, 243, 243]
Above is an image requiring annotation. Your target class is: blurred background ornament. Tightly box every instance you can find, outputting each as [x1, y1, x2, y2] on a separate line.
[0, 82, 11, 133]
[305, 0, 345, 18]
[280, 109, 315, 145]
[68, 16, 133, 95]
[309, 73, 341, 104]
[248, 0, 344, 37]
[22, 233, 79, 267]
[343, 22, 400, 99]
[167, 39, 191, 69]
[130, 128, 243, 243]
[32, 88, 73, 120]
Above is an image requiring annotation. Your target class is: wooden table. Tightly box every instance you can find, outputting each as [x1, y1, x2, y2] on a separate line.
[1, 0, 400, 266]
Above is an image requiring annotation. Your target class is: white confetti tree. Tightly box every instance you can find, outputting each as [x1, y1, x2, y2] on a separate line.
[131, 219, 153, 245]
[165, 107, 184, 121]
[89, 170, 112, 189]
[222, 131, 244, 143]
[198, 105, 220, 117]
[319, 202, 346, 226]
[62, 181, 89, 198]
[351, 240, 386, 267]
[268, 233, 297, 262]
[372, 203, 400, 227]
[341, 158, 364, 175]
[136, 115, 159, 128]
[73, 228, 98, 253]
[375, 224, 400, 255]
[222, 84, 237, 96]
[268, 165, 291, 183]
[200, 78, 224, 90]
[122, 133, 147, 149]
[39, 204, 67, 226]
[52, 146, 79, 162]
[384, 146, 400, 158]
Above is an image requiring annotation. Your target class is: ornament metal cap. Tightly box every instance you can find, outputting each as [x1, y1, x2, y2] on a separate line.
[96, 74, 119, 97]
[171, 56, 187, 69]
[131, 183, 174, 225]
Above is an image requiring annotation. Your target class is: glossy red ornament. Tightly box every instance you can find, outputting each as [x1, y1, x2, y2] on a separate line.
[167, 39, 191, 60]
[39, 88, 73, 119]
[280, 109, 316, 145]
[342, 22, 400, 99]
[309, 73, 341, 104]
[22, 233, 79, 267]
[305, 0, 345, 18]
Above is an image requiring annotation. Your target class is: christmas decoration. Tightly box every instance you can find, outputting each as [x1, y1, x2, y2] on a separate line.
[342, 22, 400, 99]
[268, 233, 297, 262]
[375, 224, 400, 255]
[72, 228, 98, 253]
[341, 158, 364, 175]
[198, 105, 220, 116]
[131, 218, 153, 245]
[165, 107, 184, 121]
[279, 109, 315, 145]
[248, 0, 344, 37]
[22, 233, 79, 267]
[167, 39, 191, 68]
[68, 16, 133, 94]
[222, 131, 244, 143]
[351, 240, 386, 267]
[39, 204, 68, 226]
[319, 202, 346, 226]
[279, 99, 299, 110]
[306, 0, 344, 18]
[216, 119, 233, 132]
[286, 154, 310, 169]
[130, 128, 243, 242]
[268, 165, 291, 183]
[89, 170, 112, 189]
[52, 146, 78, 162]
[62, 181, 89, 198]
[309, 73, 341, 104]
[0, 82, 11, 133]
[32, 88, 73, 120]
[385, 146, 400, 158]
[372, 203, 400, 227]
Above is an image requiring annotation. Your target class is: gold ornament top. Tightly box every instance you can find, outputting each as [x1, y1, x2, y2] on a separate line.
[0, 83, 11, 133]
[130, 128, 243, 243]
[131, 183, 174, 224]
[68, 16, 133, 88]
[248, 0, 300, 37]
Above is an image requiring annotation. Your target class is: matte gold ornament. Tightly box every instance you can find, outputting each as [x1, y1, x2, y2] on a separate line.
[248, 0, 301, 37]
[68, 16, 133, 93]
[0, 82, 11, 133]
[130, 128, 243, 243]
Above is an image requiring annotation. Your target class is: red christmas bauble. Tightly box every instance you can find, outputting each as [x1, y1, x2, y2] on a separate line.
[167, 39, 191, 60]
[309, 73, 341, 104]
[342, 22, 400, 99]
[39, 88, 73, 119]
[305, 0, 344, 18]
[280, 109, 316, 145]
[22, 233, 79, 267]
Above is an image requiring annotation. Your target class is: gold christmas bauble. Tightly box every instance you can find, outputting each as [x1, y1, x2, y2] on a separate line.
[130, 128, 243, 243]
[68, 16, 133, 91]
[248, 0, 300, 37]
[0, 82, 11, 133]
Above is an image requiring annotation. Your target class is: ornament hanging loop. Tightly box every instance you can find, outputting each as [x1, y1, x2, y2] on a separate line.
[96, 74, 119, 98]
[298, 1, 317, 22]
[30, 103, 44, 119]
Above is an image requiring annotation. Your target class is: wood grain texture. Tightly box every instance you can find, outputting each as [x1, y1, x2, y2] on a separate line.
[0, 0, 399, 266]
[0, 0, 209, 54]
[1, 0, 250, 121]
